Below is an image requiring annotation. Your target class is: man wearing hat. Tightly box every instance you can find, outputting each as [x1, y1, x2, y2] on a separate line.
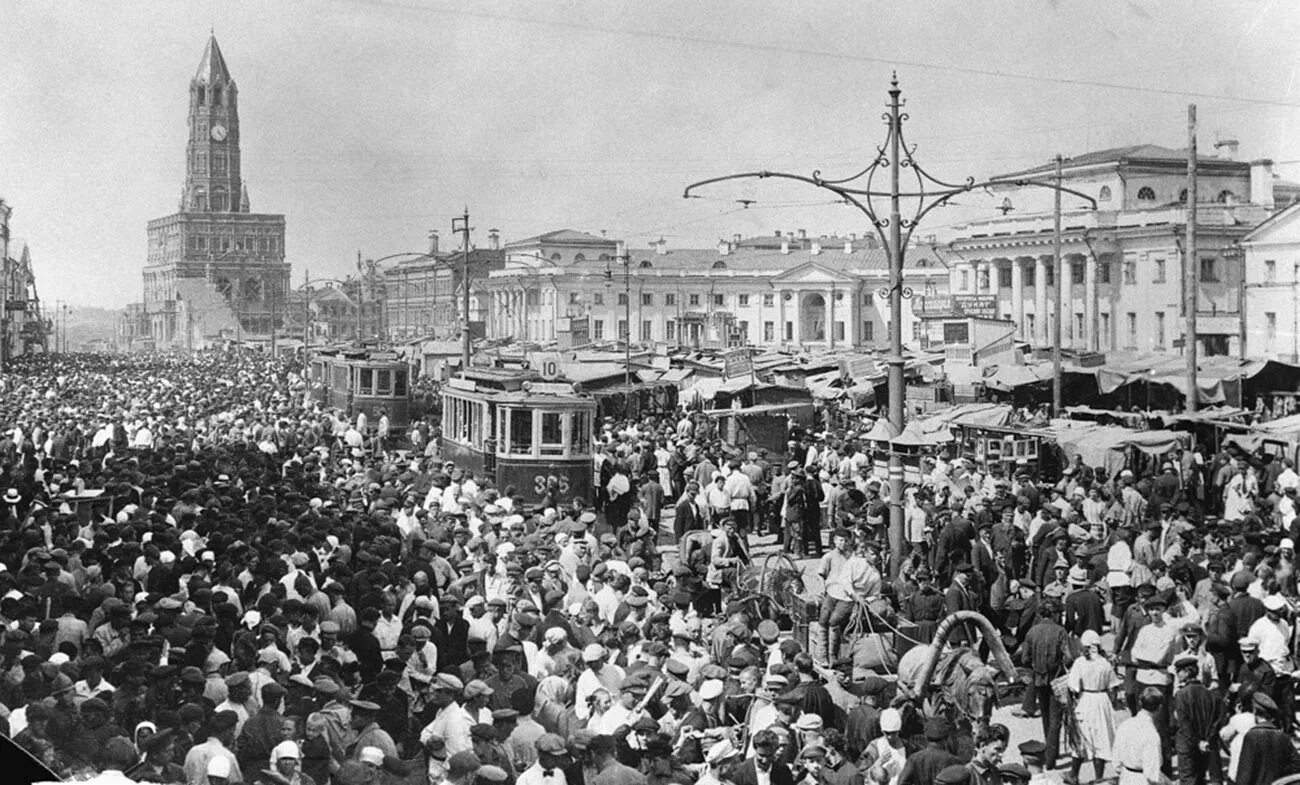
[1128, 592, 1177, 768]
[816, 528, 877, 664]
[516, 733, 568, 785]
[575, 644, 624, 721]
[1236, 692, 1300, 785]
[943, 562, 979, 646]
[236, 681, 289, 773]
[1172, 655, 1219, 785]
[896, 717, 961, 785]
[1234, 636, 1276, 718]
[129, 728, 186, 783]
[1063, 564, 1105, 638]
[183, 710, 242, 785]
[349, 698, 398, 762]
[1018, 598, 1071, 770]
[420, 673, 475, 757]
[1249, 593, 1294, 731]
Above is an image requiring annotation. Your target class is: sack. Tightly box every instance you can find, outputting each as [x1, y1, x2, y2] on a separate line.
[1050, 673, 1071, 705]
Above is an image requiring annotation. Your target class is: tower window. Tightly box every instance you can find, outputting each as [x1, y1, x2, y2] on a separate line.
[212, 187, 228, 212]
[193, 189, 207, 211]
[213, 86, 223, 106]
[196, 86, 206, 104]
[1137, 186, 1156, 201]
[1098, 186, 1112, 202]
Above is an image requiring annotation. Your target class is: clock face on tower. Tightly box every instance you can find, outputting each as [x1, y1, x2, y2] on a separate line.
[210, 125, 228, 142]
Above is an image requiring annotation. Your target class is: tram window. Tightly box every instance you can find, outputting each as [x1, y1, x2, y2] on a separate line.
[377, 369, 392, 395]
[569, 411, 590, 454]
[359, 368, 375, 396]
[394, 370, 407, 396]
[510, 409, 534, 454]
[333, 366, 348, 389]
[540, 412, 564, 456]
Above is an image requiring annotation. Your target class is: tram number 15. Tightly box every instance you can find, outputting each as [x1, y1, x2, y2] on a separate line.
[534, 474, 571, 496]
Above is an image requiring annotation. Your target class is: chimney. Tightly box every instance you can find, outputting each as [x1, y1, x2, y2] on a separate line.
[488, 228, 500, 250]
[717, 239, 731, 256]
[656, 237, 668, 255]
[810, 239, 821, 255]
[1251, 159, 1276, 209]
[780, 238, 790, 254]
[798, 229, 807, 240]
[1214, 137, 1240, 161]
[733, 233, 741, 245]
[774, 230, 782, 238]
[428, 229, 439, 254]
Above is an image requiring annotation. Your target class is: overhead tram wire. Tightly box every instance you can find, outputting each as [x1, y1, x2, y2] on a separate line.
[340, 0, 1300, 109]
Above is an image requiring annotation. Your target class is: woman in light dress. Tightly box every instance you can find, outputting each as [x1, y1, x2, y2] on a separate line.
[1067, 629, 1120, 784]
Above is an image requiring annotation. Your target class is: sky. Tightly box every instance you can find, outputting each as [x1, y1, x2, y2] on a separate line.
[2, 0, 1299, 307]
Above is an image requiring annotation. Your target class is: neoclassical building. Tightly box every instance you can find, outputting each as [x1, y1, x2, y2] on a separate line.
[942, 144, 1289, 357]
[122, 36, 288, 350]
[482, 229, 949, 350]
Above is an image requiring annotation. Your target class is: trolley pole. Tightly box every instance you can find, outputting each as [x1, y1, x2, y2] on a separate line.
[683, 75, 1096, 579]
[453, 208, 472, 378]
[1185, 105, 1199, 412]
[1052, 154, 1064, 417]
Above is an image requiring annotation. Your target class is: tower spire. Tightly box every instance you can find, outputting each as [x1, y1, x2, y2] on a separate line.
[194, 34, 232, 84]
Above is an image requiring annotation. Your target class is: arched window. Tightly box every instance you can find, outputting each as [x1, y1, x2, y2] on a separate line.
[196, 86, 206, 104]
[1179, 189, 1188, 203]
[192, 189, 207, 211]
[598, 254, 612, 261]
[215, 278, 232, 299]
[549, 253, 562, 262]
[1098, 186, 1112, 202]
[639, 260, 653, 269]
[212, 188, 228, 212]
[1137, 187, 1156, 201]
[213, 86, 223, 106]
[574, 254, 586, 262]
[1217, 190, 1234, 203]
[711, 260, 728, 270]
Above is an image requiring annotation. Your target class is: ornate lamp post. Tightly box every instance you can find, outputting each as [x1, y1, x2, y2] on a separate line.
[685, 75, 1094, 577]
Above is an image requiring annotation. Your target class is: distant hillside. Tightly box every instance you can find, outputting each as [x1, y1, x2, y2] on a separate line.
[50, 306, 120, 351]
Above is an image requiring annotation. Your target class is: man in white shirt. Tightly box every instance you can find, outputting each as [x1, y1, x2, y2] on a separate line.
[516, 733, 569, 785]
[574, 644, 624, 720]
[1248, 595, 1294, 673]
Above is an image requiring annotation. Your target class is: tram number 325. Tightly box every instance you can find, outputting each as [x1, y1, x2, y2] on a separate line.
[534, 474, 572, 496]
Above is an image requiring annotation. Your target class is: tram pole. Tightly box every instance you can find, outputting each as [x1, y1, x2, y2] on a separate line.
[453, 208, 472, 378]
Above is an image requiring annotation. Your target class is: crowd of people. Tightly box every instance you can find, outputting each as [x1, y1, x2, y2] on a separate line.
[0, 351, 1299, 785]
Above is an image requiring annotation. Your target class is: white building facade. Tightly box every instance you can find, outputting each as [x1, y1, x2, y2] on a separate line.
[943, 145, 1279, 358]
[481, 230, 949, 351]
[1242, 202, 1300, 361]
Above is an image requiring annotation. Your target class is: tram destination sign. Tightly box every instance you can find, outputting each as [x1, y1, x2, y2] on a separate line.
[915, 294, 999, 319]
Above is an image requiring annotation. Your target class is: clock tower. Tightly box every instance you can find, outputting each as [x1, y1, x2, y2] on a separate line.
[184, 36, 243, 213]
[129, 34, 288, 350]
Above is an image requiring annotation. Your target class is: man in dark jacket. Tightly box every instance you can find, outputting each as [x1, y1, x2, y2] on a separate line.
[729, 730, 794, 785]
[898, 717, 961, 785]
[1235, 693, 1300, 785]
[1063, 568, 1106, 637]
[1018, 599, 1075, 769]
[1172, 656, 1221, 785]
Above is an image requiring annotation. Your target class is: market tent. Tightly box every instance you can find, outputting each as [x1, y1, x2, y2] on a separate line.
[892, 420, 953, 447]
[923, 402, 1014, 430]
[1065, 353, 1300, 405]
[983, 362, 1056, 391]
[862, 418, 900, 442]
[1044, 420, 1188, 477]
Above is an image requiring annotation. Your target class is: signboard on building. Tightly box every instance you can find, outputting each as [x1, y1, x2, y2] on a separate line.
[838, 356, 876, 381]
[916, 294, 999, 319]
[723, 348, 753, 380]
[556, 316, 590, 350]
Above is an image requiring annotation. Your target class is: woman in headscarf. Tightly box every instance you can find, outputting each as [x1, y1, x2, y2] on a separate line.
[533, 674, 577, 739]
[134, 720, 157, 760]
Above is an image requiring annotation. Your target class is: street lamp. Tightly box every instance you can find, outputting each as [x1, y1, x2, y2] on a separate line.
[606, 243, 632, 399]
[684, 74, 1095, 578]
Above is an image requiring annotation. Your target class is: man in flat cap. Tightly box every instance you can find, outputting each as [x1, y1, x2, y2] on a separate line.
[183, 710, 242, 785]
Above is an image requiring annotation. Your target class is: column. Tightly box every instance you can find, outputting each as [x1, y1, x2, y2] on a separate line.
[1084, 253, 1098, 351]
[1010, 259, 1024, 340]
[1060, 256, 1073, 349]
[978, 262, 991, 294]
[791, 291, 801, 345]
[1034, 255, 1048, 347]
[778, 289, 787, 345]
[827, 287, 836, 348]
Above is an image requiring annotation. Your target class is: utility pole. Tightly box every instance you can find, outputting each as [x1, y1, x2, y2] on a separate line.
[356, 250, 363, 342]
[54, 300, 62, 353]
[270, 274, 278, 355]
[617, 241, 632, 401]
[1052, 154, 1064, 416]
[302, 268, 310, 377]
[453, 208, 472, 377]
[1185, 105, 1199, 412]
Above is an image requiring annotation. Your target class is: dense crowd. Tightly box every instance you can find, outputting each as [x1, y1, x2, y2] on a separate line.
[0, 351, 1299, 785]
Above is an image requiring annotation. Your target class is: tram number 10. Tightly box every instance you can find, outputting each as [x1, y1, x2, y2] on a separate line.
[533, 474, 572, 496]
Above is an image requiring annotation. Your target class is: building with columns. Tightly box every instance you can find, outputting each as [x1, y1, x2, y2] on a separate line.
[481, 229, 949, 350]
[381, 228, 504, 341]
[943, 145, 1284, 358]
[122, 36, 288, 350]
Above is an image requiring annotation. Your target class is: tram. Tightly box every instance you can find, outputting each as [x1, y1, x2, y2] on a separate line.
[441, 368, 596, 507]
[309, 347, 412, 427]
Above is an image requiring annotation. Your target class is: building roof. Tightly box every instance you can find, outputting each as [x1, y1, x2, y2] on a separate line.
[996, 144, 1237, 180]
[194, 35, 233, 84]
[506, 229, 613, 247]
[620, 243, 945, 274]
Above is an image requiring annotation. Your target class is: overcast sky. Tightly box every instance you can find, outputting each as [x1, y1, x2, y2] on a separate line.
[3, 0, 1299, 307]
